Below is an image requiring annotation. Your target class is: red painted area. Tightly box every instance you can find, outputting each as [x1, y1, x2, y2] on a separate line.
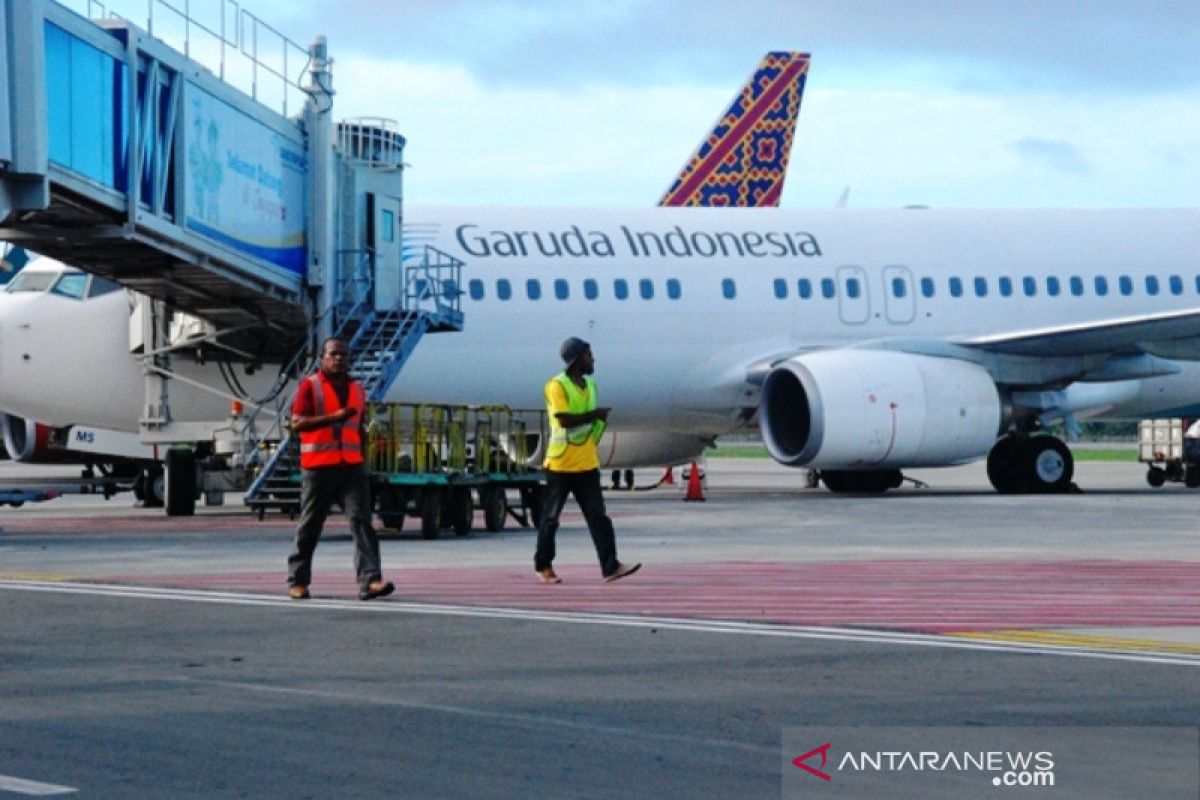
[105, 560, 1200, 634]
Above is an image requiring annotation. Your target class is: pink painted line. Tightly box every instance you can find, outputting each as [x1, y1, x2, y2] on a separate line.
[101, 559, 1200, 634]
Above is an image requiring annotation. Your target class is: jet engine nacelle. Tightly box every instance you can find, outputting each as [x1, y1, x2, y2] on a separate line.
[1, 413, 54, 463]
[760, 350, 1002, 468]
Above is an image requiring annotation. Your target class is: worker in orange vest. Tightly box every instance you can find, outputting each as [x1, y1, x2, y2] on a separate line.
[286, 337, 394, 601]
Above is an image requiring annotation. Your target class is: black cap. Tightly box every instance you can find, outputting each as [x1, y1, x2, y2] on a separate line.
[560, 337, 590, 366]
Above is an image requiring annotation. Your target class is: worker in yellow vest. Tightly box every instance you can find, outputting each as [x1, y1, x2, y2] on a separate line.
[534, 337, 641, 584]
[287, 337, 394, 601]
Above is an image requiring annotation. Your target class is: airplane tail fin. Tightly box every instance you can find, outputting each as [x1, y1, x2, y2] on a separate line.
[660, 52, 809, 208]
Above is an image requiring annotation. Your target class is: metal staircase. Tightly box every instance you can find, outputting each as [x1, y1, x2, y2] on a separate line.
[243, 247, 464, 517]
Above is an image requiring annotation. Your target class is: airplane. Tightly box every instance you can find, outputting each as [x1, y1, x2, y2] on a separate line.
[0, 53, 810, 495]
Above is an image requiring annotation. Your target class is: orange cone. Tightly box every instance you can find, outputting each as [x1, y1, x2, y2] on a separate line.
[683, 461, 705, 502]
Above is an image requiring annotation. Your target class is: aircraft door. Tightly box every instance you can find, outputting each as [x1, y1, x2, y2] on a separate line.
[836, 265, 870, 325]
[371, 193, 402, 311]
[882, 265, 916, 324]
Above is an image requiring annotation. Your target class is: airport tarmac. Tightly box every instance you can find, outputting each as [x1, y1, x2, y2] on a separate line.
[3, 457, 1200, 797]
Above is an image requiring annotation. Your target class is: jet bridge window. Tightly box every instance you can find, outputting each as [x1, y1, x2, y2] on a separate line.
[1069, 276, 1084, 296]
[722, 278, 737, 299]
[949, 277, 963, 298]
[1170, 275, 1183, 295]
[496, 279, 512, 300]
[973, 277, 987, 297]
[1046, 276, 1061, 297]
[999, 277, 1013, 297]
[50, 273, 88, 299]
[554, 279, 569, 300]
[1119, 275, 1133, 296]
[919, 277, 934, 298]
[773, 278, 788, 299]
[468, 279, 485, 301]
[666, 279, 681, 299]
[87, 276, 122, 298]
[614, 279, 629, 300]
[1145, 276, 1160, 296]
[583, 279, 598, 300]
[1022, 276, 1037, 297]
[639, 279, 654, 299]
[526, 279, 542, 300]
[1095, 276, 1109, 296]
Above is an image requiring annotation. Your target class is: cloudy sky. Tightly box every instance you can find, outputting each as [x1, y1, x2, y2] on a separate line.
[84, 0, 1200, 209]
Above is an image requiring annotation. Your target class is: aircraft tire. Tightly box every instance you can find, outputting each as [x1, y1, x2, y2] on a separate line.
[1022, 435, 1074, 493]
[164, 449, 197, 517]
[986, 436, 1027, 494]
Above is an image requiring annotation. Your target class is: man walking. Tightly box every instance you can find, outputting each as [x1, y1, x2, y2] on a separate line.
[287, 337, 394, 601]
[534, 337, 640, 584]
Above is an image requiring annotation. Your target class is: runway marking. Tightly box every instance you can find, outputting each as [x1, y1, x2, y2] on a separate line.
[951, 630, 1200, 655]
[0, 774, 77, 795]
[0, 572, 73, 582]
[3, 579, 1200, 667]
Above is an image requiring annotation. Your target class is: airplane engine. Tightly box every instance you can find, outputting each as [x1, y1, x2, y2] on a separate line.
[597, 430, 708, 469]
[760, 350, 1002, 468]
[0, 413, 55, 462]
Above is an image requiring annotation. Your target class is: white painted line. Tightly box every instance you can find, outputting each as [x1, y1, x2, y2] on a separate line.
[2, 579, 1199, 667]
[0, 774, 77, 795]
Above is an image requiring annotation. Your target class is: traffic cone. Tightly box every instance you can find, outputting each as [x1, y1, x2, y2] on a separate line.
[683, 461, 705, 502]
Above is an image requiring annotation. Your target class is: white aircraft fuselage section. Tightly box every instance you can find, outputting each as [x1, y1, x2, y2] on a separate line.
[3, 205, 1200, 453]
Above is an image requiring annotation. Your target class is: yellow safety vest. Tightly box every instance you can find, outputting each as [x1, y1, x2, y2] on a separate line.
[545, 372, 605, 459]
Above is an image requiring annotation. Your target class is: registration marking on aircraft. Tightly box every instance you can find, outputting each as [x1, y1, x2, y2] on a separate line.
[0, 774, 78, 795]
[3, 579, 1200, 668]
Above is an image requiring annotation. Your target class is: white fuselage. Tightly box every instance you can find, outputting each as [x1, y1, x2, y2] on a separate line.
[3, 206, 1200, 453]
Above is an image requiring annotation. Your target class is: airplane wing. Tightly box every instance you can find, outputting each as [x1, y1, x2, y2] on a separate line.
[950, 306, 1200, 359]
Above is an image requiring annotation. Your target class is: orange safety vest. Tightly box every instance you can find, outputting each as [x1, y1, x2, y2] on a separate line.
[298, 371, 365, 469]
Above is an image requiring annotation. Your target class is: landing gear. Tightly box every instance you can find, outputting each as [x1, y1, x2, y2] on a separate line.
[986, 433, 1074, 494]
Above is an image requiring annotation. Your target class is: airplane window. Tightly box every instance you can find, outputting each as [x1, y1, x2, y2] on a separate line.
[1069, 276, 1084, 297]
[973, 277, 987, 297]
[919, 277, 934, 298]
[614, 279, 629, 300]
[846, 278, 861, 299]
[666, 278, 681, 299]
[1046, 276, 1061, 297]
[1145, 276, 1160, 296]
[1170, 275, 1183, 295]
[50, 273, 88, 300]
[1095, 276, 1109, 296]
[722, 278, 737, 299]
[1119, 275, 1133, 296]
[892, 277, 907, 298]
[820, 278, 835, 299]
[526, 279, 541, 300]
[5, 270, 57, 293]
[468, 279, 485, 301]
[1022, 276, 1037, 297]
[496, 279, 512, 300]
[773, 278, 788, 299]
[584, 279, 598, 300]
[949, 277, 963, 298]
[639, 279, 654, 299]
[87, 276, 122, 298]
[798, 279, 813, 299]
[554, 279, 569, 300]
[999, 277, 1013, 297]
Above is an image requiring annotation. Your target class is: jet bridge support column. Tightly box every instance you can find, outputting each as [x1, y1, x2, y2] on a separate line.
[304, 35, 336, 347]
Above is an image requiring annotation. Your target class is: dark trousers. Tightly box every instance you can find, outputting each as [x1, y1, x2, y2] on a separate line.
[288, 464, 382, 590]
[535, 468, 619, 577]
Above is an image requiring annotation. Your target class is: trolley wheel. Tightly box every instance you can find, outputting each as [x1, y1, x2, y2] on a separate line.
[481, 486, 508, 532]
[165, 449, 197, 517]
[376, 486, 407, 531]
[519, 484, 545, 529]
[420, 489, 442, 540]
[450, 487, 473, 537]
[1147, 466, 1167, 488]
